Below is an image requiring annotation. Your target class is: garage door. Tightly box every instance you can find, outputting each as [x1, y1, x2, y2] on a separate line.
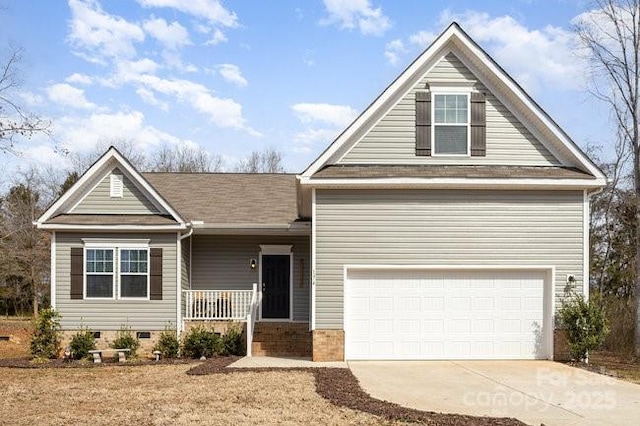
[345, 269, 549, 360]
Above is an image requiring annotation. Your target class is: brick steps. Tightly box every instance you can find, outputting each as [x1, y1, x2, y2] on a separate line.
[251, 322, 311, 357]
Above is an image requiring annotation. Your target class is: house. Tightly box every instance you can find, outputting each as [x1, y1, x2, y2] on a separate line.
[35, 23, 606, 362]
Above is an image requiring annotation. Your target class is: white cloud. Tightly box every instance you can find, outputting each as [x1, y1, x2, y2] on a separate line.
[441, 11, 584, 91]
[18, 91, 44, 107]
[46, 83, 97, 110]
[292, 103, 358, 127]
[67, 0, 145, 61]
[320, 0, 391, 36]
[292, 128, 340, 153]
[132, 74, 257, 134]
[56, 110, 188, 153]
[65, 72, 93, 85]
[143, 17, 191, 50]
[384, 39, 407, 66]
[135, 0, 238, 27]
[408, 30, 436, 47]
[204, 28, 228, 45]
[217, 64, 248, 87]
[291, 103, 358, 153]
[136, 87, 169, 111]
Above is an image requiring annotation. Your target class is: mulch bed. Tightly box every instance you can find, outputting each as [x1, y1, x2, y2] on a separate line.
[0, 356, 200, 369]
[188, 358, 526, 426]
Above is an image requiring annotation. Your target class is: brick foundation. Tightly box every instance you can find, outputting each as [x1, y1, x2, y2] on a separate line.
[251, 322, 311, 357]
[312, 329, 344, 362]
[183, 320, 245, 336]
[61, 330, 163, 359]
[553, 328, 572, 361]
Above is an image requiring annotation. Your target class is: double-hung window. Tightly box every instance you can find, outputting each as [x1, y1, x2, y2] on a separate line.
[85, 248, 115, 298]
[433, 93, 469, 155]
[83, 240, 150, 300]
[119, 249, 149, 298]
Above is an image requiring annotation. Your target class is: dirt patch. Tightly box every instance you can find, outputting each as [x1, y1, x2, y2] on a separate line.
[572, 350, 640, 384]
[188, 359, 525, 426]
[0, 318, 33, 359]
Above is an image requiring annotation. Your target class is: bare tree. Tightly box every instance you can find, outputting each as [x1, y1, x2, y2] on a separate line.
[0, 169, 49, 315]
[575, 0, 640, 354]
[150, 144, 224, 172]
[0, 46, 49, 153]
[234, 147, 285, 173]
[69, 138, 148, 173]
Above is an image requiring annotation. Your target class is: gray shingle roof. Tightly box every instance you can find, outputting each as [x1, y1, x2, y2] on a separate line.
[312, 165, 596, 180]
[48, 214, 177, 225]
[142, 173, 301, 225]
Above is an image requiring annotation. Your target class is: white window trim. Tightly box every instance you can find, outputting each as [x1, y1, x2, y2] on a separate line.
[118, 247, 150, 301]
[83, 247, 116, 300]
[83, 240, 151, 301]
[431, 91, 471, 157]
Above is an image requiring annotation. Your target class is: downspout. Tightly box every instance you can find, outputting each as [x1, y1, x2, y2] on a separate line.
[176, 226, 194, 335]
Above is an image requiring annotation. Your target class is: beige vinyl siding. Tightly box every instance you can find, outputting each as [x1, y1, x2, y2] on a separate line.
[72, 168, 160, 214]
[191, 235, 310, 322]
[339, 52, 559, 166]
[55, 232, 177, 330]
[315, 189, 584, 329]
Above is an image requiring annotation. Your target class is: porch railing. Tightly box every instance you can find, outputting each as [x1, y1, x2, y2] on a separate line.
[183, 289, 254, 320]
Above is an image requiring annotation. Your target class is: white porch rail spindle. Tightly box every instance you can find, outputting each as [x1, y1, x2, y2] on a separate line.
[183, 289, 253, 320]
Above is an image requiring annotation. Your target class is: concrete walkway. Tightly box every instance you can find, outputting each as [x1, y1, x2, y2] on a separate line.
[229, 356, 347, 368]
[349, 360, 640, 426]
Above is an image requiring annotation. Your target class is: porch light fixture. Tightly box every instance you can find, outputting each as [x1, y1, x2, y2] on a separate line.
[567, 274, 576, 284]
[250, 259, 257, 270]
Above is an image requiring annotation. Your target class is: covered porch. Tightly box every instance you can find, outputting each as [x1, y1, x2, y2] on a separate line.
[180, 233, 311, 357]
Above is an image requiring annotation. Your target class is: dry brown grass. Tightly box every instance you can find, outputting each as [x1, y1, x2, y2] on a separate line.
[0, 317, 32, 359]
[0, 365, 401, 425]
[588, 350, 640, 384]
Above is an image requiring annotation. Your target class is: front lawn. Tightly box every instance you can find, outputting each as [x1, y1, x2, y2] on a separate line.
[0, 364, 395, 425]
[0, 317, 32, 359]
[585, 351, 640, 384]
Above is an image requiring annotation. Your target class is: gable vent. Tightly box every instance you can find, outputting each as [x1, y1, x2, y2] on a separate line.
[110, 174, 123, 198]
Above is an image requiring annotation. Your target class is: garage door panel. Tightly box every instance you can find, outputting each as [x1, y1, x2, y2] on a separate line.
[345, 269, 549, 360]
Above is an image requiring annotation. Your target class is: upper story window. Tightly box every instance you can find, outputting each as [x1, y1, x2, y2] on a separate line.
[433, 93, 469, 155]
[415, 84, 486, 158]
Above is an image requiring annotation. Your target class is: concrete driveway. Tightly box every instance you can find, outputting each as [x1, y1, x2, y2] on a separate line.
[349, 360, 640, 426]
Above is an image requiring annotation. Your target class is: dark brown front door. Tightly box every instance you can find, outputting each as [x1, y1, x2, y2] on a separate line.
[261, 255, 290, 319]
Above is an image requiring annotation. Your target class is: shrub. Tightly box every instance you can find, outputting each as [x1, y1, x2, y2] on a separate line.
[154, 325, 180, 358]
[110, 325, 140, 357]
[222, 323, 244, 356]
[558, 293, 609, 362]
[181, 326, 222, 358]
[69, 326, 96, 360]
[30, 309, 62, 359]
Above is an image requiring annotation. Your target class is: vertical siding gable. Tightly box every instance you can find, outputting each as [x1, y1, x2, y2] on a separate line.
[338, 52, 560, 166]
[71, 168, 160, 215]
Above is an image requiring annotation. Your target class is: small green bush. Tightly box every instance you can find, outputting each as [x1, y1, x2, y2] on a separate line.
[222, 323, 244, 356]
[154, 325, 180, 358]
[30, 309, 62, 359]
[110, 325, 140, 357]
[181, 326, 222, 358]
[69, 327, 96, 360]
[558, 293, 609, 362]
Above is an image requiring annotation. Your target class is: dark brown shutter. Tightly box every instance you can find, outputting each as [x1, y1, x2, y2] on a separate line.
[70, 247, 84, 299]
[470, 92, 486, 157]
[415, 91, 431, 156]
[150, 248, 163, 300]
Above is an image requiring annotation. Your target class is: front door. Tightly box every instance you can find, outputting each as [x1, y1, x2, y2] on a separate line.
[261, 255, 290, 319]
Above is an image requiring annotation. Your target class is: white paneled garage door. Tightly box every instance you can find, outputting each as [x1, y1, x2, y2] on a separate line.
[345, 269, 550, 360]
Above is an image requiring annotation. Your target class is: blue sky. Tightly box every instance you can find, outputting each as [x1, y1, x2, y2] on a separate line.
[0, 0, 612, 175]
